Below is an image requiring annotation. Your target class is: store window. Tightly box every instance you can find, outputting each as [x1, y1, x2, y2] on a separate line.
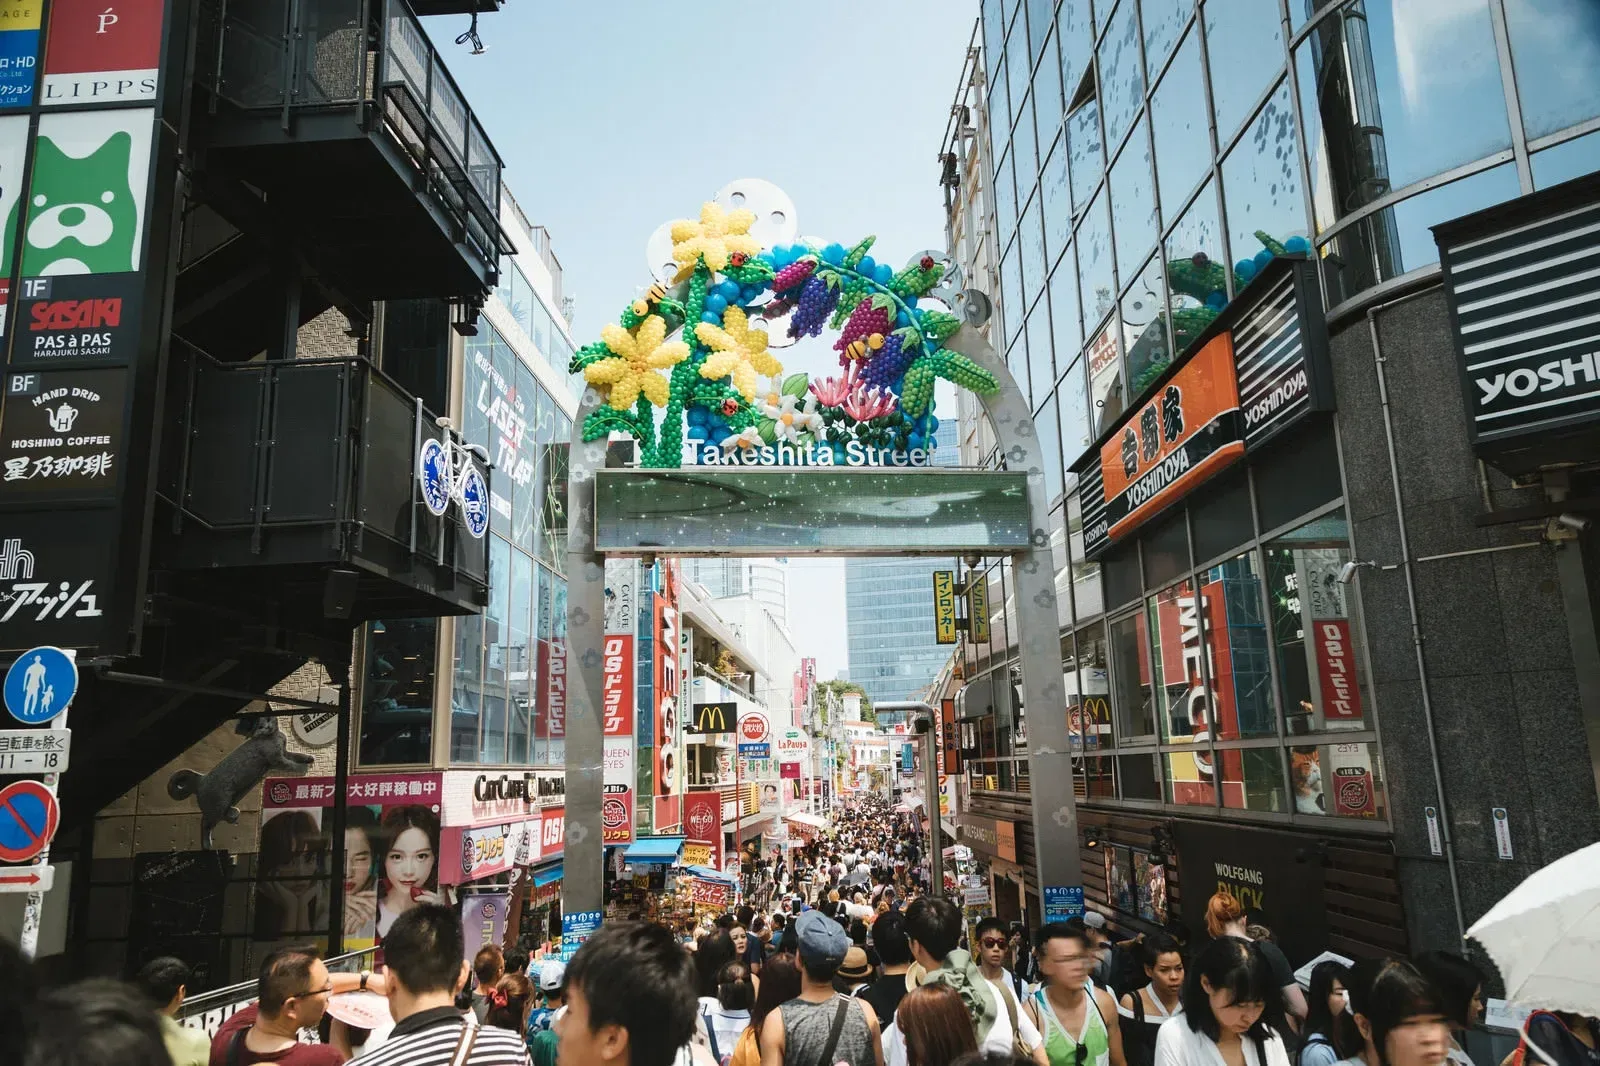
[1087, 317, 1123, 438]
[359, 619, 436, 765]
[1289, 740, 1386, 819]
[1108, 610, 1155, 740]
[1295, 0, 1510, 232]
[1148, 579, 1204, 746]
[1058, 355, 1091, 468]
[1163, 178, 1227, 356]
[1142, 0, 1190, 72]
[1014, 91, 1040, 194]
[1533, 131, 1600, 191]
[537, 430, 570, 574]
[1036, 392, 1064, 504]
[1036, 27, 1065, 148]
[508, 551, 534, 764]
[1504, 0, 1600, 140]
[1262, 510, 1371, 736]
[1121, 254, 1171, 398]
[1001, 241, 1024, 346]
[1021, 193, 1047, 307]
[452, 614, 483, 761]
[1221, 81, 1310, 277]
[1199, 552, 1275, 741]
[1043, 135, 1072, 262]
[1203, 0, 1285, 143]
[1119, 753, 1162, 800]
[1164, 746, 1216, 807]
[1067, 626, 1112, 753]
[1059, 0, 1094, 106]
[1219, 747, 1286, 813]
[997, 148, 1019, 251]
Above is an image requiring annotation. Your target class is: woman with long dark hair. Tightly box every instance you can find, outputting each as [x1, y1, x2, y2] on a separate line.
[1412, 953, 1483, 1066]
[1154, 937, 1290, 1066]
[375, 805, 442, 938]
[1341, 958, 1449, 1066]
[732, 954, 801, 1066]
[704, 961, 755, 1063]
[899, 984, 980, 1066]
[1298, 961, 1354, 1066]
[697, 930, 740, 1001]
[1205, 894, 1307, 1030]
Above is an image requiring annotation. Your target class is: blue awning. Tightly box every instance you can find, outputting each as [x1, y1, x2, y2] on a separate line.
[532, 863, 563, 887]
[623, 836, 686, 865]
[685, 864, 736, 885]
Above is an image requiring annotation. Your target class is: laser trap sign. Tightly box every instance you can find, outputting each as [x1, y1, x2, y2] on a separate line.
[0, 778, 57, 862]
[4, 645, 76, 724]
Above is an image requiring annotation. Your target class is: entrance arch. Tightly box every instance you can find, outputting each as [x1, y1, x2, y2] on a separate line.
[559, 186, 1079, 917]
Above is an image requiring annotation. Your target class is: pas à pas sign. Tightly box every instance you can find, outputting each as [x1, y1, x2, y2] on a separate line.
[682, 440, 935, 467]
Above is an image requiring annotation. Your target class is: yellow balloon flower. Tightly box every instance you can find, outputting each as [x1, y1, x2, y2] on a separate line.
[696, 306, 782, 401]
[586, 314, 689, 411]
[670, 201, 763, 281]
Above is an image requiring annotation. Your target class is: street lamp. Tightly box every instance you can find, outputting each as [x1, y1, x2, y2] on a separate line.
[875, 700, 945, 899]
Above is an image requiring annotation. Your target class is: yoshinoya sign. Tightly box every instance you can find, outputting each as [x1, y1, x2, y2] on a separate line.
[1073, 257, 1332, 558]
[1435, 173, 1600, 474]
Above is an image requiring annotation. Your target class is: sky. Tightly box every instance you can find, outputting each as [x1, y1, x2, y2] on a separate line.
[427, 0, 980, 681]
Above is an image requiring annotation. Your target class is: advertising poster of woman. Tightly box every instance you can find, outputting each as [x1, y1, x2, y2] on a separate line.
[375, 805, 443, 937]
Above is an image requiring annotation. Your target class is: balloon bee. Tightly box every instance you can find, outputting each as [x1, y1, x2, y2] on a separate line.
[630, 282, 668, 318]
[843, 332, 886, 361]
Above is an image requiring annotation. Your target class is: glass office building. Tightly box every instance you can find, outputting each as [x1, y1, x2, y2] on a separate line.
[951, 0, 1600, 952]
[845, 422, 960, 706]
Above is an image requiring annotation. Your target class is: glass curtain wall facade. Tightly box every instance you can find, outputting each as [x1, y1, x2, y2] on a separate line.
[359, 244, 578, 769]
[970, 0, 1600, 827]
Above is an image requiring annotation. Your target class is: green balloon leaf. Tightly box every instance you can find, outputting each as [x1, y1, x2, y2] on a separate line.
[781, 373, 810, 399]
[920, 310, 962, 342]
[843, 235, 877, 270]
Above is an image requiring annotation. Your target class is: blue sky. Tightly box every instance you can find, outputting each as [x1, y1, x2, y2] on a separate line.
[428, 0, 979, 679]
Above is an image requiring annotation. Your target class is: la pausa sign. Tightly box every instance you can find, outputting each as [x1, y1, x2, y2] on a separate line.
[681, 439, 936, 468]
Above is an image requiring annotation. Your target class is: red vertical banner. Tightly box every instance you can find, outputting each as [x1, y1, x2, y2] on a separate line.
[42, 0, 165, 105]
[684, 790, 722, 870]
[1314, 619, 1363, 721]
[655, 565, 680, 826]
[602, 635, 634, 737]
[602, 635, 635, 845]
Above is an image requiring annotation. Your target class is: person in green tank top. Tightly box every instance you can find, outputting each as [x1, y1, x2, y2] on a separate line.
[1022, 923, 1126, 1066]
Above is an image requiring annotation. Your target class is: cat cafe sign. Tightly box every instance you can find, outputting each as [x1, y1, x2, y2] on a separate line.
[442, 769, 565, 824]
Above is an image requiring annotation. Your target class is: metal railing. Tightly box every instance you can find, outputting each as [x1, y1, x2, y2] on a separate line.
[164, 341, 489, 586]
[207, 0, 505, 268]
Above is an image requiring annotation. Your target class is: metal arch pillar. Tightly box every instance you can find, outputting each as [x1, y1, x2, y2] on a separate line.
[560, 322, 1080, 918]
[943, 323, 1081, 916]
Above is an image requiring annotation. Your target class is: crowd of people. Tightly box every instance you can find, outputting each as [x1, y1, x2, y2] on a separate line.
[3, 796, 1596, 1066]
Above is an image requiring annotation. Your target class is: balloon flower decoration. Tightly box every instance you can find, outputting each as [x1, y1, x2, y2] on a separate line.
[568, 196, 999, 469]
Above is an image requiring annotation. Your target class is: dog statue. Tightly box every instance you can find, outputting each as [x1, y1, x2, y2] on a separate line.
[168, 714, 316, 848]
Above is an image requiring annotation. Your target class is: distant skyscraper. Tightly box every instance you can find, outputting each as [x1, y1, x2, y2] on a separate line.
[845, 422, 957, 705]
[682, 558, 789, 628]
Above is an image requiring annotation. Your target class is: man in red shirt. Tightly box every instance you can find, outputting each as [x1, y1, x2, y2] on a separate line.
[210, 946, 346, 1065]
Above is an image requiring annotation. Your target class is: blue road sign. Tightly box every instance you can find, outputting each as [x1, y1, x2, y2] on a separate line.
[1043, 885, 1084, 922]
[4, 646, 75, 725]
[561, 909, 603, 961]
[738, 743, 769, 757]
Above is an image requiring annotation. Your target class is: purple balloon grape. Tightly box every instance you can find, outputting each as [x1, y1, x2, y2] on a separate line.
[788, 275, 838, 339]
[859, 333, 916, 390]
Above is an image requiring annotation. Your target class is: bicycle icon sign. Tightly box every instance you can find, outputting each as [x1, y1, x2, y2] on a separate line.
[418, 420, 489, 540]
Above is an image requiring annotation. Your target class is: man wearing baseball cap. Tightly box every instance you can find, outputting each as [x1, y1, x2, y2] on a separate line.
[760, 912, 884, 1066]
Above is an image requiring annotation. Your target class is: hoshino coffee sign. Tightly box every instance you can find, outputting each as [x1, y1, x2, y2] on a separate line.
[1436, 173, 1600, 474]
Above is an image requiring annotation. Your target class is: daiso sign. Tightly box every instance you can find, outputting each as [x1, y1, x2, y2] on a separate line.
[739, 711, 769, 744]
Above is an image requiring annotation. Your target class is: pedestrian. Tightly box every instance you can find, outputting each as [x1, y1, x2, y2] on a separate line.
[505, 950, 530, 978]
[1153, 937, 1288, 1066]
[134, 955, 213, 1066]
[1118, 933, 1185, 1066]
[749, 916, 770, 974]
[1296, 961, 1354, 1066]
[973, 916, 1047, 1065]
[210, 945, 346, 1065]
[1340, 958, 1449, 1066]
[1204, 895, 1307, 1030]
[527, 961, 567, 1034]
[1023, 923, 1123, 1066]
[734, 954, 803, 1066]
[471, 946, 508, 1023]
[898, 985, 980, 1066]
[859, 911, 915, 1028]
[1412, 953, 1484, 1066]
[556, 922, 698, 1066]
[836, 946, 875, 996]
[699, 931, 741, 1001]
[705, 962, 756, 1064]
[1505, 1013, 1600, 1066]
[354, 904, 529, 1065]
[24, 979, 172, 1066]
[759, 910, 884, 1066]
[890, 897, 998, 1063]
[485, 974, 536, 1035]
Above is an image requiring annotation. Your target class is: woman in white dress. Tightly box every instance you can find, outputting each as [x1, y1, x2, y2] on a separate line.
[1154, 938, 1291, 1066]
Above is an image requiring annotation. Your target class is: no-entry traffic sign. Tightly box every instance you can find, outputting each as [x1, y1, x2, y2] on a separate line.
[0, 779, 59, 863]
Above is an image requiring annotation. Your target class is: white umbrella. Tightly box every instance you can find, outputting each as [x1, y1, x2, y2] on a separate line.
[1467, 840, 1600, 1016]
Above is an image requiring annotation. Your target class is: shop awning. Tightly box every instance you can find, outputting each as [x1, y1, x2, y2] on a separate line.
[532, 863, 563, 887]
[685, 864, 737, 885]
[784, 812, 828, 830]
[623, 836, 686, 865]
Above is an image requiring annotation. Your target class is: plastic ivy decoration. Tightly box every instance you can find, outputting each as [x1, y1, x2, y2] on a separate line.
[569, 191, 1001, 468]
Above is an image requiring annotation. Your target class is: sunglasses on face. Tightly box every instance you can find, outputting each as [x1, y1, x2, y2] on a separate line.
[980, 937, 1009, 949]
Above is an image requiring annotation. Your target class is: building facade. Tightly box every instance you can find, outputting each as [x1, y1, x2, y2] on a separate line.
[948, 0, 1600, 957]
[845, 422, 963, 705]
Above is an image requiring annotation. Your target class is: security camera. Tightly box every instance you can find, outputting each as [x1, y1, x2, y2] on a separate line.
[911, 711, 932, 735]
[962, 553, 983, 569]
[1337, 561, 1360, 584]
[1558, 513, 1591, 533]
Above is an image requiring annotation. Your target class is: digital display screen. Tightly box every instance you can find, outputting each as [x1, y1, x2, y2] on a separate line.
[594, 468, 1032, 555]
